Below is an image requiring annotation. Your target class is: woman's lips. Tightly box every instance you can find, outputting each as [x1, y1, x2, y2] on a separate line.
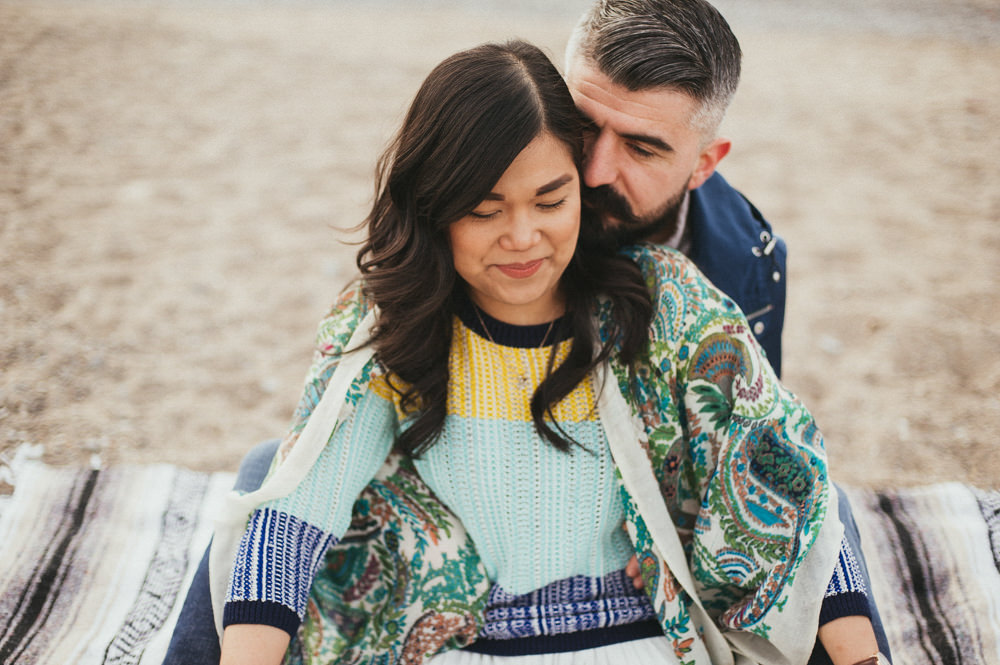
[496, 259, 544, 279]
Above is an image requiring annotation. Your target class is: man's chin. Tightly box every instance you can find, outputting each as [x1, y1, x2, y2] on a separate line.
[602, 215, 627, 231]
[598, 212, 644, 234]
[589, 204, 666, 243]
[611, 218, 663, 246]
[585, 182, 688, 247]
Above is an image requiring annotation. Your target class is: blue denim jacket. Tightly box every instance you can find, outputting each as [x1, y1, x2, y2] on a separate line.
[687, 172, 787, 377]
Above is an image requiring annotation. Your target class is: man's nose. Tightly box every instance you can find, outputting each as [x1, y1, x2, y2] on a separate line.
[582, 130, 618, 188]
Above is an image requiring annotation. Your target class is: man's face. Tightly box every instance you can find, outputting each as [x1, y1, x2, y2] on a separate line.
[566, 58, 715, 244]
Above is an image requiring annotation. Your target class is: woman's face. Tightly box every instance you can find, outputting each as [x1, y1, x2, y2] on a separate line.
[449, 132, 581, 325]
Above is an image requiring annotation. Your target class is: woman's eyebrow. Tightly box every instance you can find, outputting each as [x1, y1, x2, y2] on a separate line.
[536, 174, 573, 196]
[481, 173, 574, 201]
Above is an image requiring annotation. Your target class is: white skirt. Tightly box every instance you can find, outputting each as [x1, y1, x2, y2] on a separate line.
[427, 636, 679, 665]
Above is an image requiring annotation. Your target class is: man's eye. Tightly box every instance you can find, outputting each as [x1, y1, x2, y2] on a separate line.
[628, 143, 655, 158]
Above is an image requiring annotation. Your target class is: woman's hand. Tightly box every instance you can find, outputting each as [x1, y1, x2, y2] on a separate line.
[817, 616, 880, 665]
[219, 624, 291, 665]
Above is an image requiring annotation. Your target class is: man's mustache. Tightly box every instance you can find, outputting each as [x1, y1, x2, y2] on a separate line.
[582, 182, 685, 247]
[582, 185, 636, 226]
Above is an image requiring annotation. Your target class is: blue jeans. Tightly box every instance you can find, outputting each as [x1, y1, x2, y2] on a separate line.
[162, 440, 280, 665]
[163, 441, 891, 663]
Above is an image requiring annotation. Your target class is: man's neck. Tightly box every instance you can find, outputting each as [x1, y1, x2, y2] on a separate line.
[645, 191, 691, 254]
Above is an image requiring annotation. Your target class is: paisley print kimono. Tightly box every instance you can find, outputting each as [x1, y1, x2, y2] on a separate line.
[210, 244, 842, 665]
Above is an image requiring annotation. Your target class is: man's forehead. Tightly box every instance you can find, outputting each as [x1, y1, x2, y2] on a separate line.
[567, 59, 699, 129]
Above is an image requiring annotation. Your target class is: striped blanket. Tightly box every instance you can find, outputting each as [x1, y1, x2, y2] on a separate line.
[0, 452, 233, 665]
[0, 454, 998, 665]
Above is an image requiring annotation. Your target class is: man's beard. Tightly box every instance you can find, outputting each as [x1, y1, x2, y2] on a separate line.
[584, 180, 689, 246]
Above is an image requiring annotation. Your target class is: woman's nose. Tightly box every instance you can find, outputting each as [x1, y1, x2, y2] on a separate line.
[499, 210, 541, 251]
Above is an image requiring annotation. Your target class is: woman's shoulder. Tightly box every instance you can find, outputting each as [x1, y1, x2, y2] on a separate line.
[613, 242, 748, 350]
[620, 243, 737, 311]
[620, 242, 703, 284]
[314, 280, 375, 355]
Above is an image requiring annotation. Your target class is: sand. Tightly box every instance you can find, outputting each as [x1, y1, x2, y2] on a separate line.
[1, 0, 998, 489]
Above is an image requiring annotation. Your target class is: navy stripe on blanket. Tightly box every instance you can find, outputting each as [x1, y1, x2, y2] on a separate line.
[839, 484, 1000, 665]
[102, 469, 209, 665]
[0, 469, 99, 664]
[974, 488, 1000, 572]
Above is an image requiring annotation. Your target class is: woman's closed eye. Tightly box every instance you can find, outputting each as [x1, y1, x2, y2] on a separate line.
[469, 198, 566, 218]
[538, 198, 567, 211]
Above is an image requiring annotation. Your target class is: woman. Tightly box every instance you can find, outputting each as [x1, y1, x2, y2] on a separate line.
[199, 41, 875, 665]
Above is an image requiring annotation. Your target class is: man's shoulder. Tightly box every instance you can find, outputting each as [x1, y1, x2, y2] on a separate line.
[688, 171, 772, 243]
[682, 171, 787, 376]
[684, 170, 785, 277]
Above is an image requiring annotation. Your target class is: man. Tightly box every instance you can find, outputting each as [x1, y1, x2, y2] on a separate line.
[565, 1, 891, 663]
[566, 0, 785, 376]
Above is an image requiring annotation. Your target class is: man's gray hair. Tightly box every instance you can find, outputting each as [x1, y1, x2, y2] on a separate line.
[567, 0, 741, 136]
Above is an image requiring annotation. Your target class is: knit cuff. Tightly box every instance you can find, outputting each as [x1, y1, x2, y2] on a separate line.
[223, 600, 301, 637]
[818, 591, 871, 626]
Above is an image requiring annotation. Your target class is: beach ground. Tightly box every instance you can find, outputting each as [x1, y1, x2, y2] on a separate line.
[1, 0, 998, 488]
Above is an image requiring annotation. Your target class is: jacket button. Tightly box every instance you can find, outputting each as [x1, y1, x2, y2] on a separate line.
[772, 271, 782, 283]
[753, 321, 765, 335]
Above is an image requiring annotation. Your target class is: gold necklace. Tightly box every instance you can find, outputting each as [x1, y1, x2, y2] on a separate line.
[472, 305, 556, 390]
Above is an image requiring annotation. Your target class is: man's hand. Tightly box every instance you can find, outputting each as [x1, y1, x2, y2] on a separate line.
[625, 554, 644, 590]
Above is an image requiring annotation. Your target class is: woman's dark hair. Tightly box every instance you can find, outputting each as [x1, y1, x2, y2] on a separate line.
[357, 40, 652, 456]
